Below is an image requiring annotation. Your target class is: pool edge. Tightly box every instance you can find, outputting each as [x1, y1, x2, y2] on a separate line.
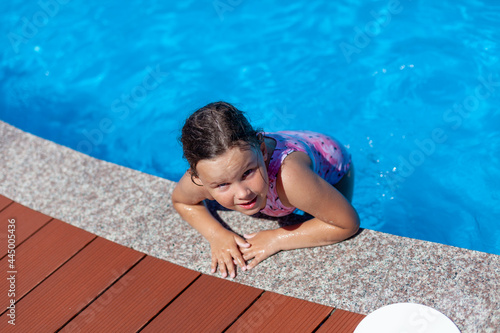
[1, 120, 498, 332]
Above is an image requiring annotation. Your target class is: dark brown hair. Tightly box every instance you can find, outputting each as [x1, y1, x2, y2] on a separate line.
[180, 101, 263, 178]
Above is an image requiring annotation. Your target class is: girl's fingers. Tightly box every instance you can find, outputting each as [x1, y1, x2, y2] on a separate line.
[211, 256, 218, 274]
[244, 233, 256, 239]
[242, 251, 255, 261]
[246, 256, 261, 270]
[222, 252, 236, 278]
[239, 245, 251, 253]
[226, 262, 236, 279]
[232, 252, 247, 271]
[218, 258, 227, 278]
[234, 235, 250, 248]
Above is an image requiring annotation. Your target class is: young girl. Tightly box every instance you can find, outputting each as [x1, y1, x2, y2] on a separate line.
[172, 101, 359, 278]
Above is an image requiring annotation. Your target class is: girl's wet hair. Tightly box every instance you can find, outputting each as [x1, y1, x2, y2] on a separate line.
[180, 101, 263, 178]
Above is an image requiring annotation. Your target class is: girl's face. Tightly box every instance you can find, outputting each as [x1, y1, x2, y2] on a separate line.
[195, 144, 269, 215]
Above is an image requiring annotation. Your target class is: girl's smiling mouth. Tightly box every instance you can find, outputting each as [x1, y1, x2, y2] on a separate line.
[238, 196, 258, 209]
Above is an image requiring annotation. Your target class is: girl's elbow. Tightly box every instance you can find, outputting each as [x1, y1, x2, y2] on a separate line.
[324, 217, 359, 244]
[340, 213, 360, 240]
[347, 221, 360, 238]
[171, 195, 179, 210]
[348, 212, 360, 237]
[171, 193, 184, 214]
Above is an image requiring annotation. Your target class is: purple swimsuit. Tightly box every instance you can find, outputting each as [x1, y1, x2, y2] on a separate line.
[260, 131, 351, 217]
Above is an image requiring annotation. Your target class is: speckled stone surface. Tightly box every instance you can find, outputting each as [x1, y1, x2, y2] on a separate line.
[1, 121, 498, 332]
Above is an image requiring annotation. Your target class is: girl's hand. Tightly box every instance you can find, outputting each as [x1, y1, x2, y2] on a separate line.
[240, 230, 281, 270]
[209, 229, 249, 278]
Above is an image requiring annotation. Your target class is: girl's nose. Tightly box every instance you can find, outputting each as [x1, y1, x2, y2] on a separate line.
[236, 183, 252, 200]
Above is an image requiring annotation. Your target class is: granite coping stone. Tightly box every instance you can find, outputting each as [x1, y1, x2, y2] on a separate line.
[0, 120, 498, 332]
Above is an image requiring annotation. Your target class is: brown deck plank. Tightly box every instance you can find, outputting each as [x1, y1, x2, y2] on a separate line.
[0, 236, 144, 332]
[0, 219, 96, 312]
[0, 195, 12, 211]
[142, 274, 263, 332]
[226, 291, 333, 333]
[0, 202, 52, 257]
[316, 309, 366, 333]
[61, 255, 201, 332]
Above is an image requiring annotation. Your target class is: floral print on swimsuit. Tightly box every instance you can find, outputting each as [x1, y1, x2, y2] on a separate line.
[260, 130, 351, 217]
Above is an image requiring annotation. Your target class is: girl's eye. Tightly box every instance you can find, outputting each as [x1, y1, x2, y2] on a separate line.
[217, 183, 229, 189]
[242, 169, 255, 179]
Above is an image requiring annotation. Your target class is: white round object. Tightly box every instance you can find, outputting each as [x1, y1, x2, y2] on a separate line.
[354, 303, 460, 333]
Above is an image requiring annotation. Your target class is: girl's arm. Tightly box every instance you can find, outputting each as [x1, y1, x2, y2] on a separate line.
[172, 172, 249, 278]
[240, 152, 360, 269]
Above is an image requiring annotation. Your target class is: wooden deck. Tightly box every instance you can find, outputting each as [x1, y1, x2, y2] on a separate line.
[0, 194, 365, 332]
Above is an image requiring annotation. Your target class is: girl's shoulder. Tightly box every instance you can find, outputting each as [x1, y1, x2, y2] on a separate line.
[274, 147, 314, 208]
[269, 132, 314, 177]
[264, 131, 315, 169]
[172, 171, 213, 204]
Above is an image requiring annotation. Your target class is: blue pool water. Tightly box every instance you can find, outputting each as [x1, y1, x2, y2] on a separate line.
[1, 0, 499, 255]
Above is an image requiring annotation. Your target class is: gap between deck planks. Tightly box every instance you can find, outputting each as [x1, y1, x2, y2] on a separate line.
[0, 195, 365, 332]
